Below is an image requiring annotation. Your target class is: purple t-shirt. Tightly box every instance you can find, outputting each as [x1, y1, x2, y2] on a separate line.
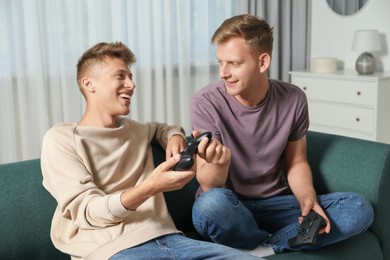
[191, 79, 309, 199]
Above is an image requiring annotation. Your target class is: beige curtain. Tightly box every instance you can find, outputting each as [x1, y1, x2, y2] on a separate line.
[0, 0, 237, 163]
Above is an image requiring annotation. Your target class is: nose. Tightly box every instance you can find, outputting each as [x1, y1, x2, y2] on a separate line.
[125, 79, 136, 90]
[219, 63, 230, 79]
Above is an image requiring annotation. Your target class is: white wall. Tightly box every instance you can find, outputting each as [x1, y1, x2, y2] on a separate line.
[311, 0, 390, 72]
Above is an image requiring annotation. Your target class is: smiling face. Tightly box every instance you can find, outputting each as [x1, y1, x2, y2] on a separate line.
[216, 37, 270, 107]
[80, 57, 136, 125]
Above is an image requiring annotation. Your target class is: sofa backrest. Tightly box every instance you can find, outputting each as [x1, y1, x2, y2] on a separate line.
[0, 159, 69, 260]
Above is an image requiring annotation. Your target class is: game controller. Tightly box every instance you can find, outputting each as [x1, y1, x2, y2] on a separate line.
[172, 131, 212, 171]
[288, 210, 326, 248]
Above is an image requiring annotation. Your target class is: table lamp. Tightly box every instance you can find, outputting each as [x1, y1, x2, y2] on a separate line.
[351, 30, 381, 75]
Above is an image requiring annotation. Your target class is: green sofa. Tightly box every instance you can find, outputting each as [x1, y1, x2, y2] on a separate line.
[1, 131, 389, 259]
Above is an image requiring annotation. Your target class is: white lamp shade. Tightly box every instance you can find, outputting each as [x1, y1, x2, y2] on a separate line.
[352, 30, 381, 52]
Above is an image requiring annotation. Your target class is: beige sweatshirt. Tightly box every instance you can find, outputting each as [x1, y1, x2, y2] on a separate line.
[41, 117, 185, 260]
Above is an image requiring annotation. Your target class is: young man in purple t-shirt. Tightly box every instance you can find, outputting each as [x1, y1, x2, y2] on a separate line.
[190, 14, 374, 257]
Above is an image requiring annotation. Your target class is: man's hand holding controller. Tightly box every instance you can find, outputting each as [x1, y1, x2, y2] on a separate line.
[185, 131, 231, 192]
[192, 131, 231, 167]
[172, 131, 212, 171]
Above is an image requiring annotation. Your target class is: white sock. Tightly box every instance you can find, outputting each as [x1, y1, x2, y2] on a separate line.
[239, 244, 275, 257]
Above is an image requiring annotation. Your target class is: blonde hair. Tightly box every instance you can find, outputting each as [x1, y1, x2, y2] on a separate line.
[76, 42, 136, 89]
[211, 14, 274, 57]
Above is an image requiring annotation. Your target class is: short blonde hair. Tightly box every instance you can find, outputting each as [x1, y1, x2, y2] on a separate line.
[76, 42, 136, 89]
[212, 14, 274, 57]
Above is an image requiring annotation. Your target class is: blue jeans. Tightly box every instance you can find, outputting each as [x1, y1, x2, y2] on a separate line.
[109, 233, 263, 259]
[192, 188, 374, 254]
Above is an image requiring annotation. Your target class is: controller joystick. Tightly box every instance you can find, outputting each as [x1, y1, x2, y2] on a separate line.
[172, 132, 212, 171]
[288, 210, 326, 248]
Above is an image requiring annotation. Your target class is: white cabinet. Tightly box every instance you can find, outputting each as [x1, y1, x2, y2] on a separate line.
[289, 70, 390, 144]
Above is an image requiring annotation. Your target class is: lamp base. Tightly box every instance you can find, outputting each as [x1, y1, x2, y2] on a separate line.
[355, 52, 375, 75]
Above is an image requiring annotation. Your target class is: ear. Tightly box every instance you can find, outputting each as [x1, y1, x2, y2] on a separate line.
[81, 77, 95, 93]
[258, 53, 271, 73]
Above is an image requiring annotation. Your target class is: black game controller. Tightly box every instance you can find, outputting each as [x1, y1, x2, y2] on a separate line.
[172, 132, 212, 171]
[288, 210, 326, 248]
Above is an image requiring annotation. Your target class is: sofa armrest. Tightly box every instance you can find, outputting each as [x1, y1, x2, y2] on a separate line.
[0, 159, 69, 259]
[306, 131, 390, 259]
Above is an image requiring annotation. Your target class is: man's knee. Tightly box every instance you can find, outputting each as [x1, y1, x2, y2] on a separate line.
[351, 192, 374, 232]
[332, 192, 374, 234]
[193, 188, 237, 215]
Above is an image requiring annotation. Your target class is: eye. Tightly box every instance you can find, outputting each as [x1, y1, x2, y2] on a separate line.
[115, 74, 125, 80]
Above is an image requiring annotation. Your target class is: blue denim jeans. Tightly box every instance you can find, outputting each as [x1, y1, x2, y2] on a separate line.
[192, 188, 374, 254]
[109, 233, 263, 259]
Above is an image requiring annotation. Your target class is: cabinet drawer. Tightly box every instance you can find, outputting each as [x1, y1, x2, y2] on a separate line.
[291, 77, 376, 106]
[308, 101, 374, 133]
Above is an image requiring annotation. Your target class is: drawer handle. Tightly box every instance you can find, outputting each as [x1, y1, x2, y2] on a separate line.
[357, 91, 361, 96]
[356, 118, 360, 122]
[303, 86, 307, 91]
